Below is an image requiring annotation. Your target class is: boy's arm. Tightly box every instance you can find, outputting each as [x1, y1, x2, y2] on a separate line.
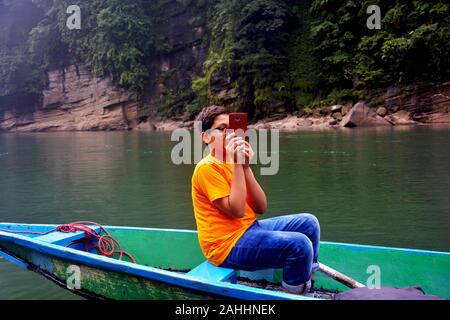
[213, 163, 247, 218]
[213, 137, 267, 217]
[213, 135, 248, 218]
[243, 165, 267, 214]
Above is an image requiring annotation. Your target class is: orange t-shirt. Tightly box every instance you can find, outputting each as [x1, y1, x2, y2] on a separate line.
[191, 153, 257, 266]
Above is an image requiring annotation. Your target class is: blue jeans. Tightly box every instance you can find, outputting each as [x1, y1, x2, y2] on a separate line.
[220, 213, 320, 288]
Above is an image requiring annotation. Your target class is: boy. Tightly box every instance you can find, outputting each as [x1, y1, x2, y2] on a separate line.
[191, 105, 320, 294]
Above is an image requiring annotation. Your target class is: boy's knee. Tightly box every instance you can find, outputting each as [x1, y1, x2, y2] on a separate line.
[303, 213, 319, 225]
[290, 234, 313, 258]
[303, 213, 320, 236]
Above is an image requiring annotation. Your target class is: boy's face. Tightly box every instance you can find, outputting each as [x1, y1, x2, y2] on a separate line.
[202, 114, 229, 159]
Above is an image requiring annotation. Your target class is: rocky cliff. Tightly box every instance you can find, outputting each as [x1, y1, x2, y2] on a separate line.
[250, 82, 450, 130]
[382, 82, 450, 124]
[0, 0, 207, 132]
[336, 82, 450, 128]
[0, 0, 448, 132]
[0, 64, 138, 131]
[1, 66, 448, 132]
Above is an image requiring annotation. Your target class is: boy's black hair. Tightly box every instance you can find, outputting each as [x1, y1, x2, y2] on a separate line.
[195, 105, 230, 132]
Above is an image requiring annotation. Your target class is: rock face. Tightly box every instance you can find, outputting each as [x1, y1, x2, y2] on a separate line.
[144, 1, 208, 119]
[385, 110, 416, 125]
[381, 82, 450, 123]
[332, 112, 343, 121]
[0, 0, 208, 132]
[341, 101, 392, 128]
[0, 0, 448, 132]
[376, 106, 388, 117]
[0, 65, 138, 132]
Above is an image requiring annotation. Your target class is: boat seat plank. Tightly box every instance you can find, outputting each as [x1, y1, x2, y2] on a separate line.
[186, 261, 237, 283]
[35, 227, 101, 246]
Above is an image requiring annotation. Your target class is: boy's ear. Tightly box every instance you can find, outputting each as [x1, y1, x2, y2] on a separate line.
[202, 131, 217, 145]
[201, 131, 211, 145]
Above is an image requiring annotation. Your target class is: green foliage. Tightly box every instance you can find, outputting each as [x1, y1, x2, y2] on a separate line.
[191, 72, 212, 108]
[90, 1, 154, 91]
[0, 45, 46, 94]
[311, 0, 450, 94]
[254, 83, 290, 107]
[191, 0, 297, 116]
[156, 88, 195, 117]
[191, 0, 238, 107]
[195, 0, 449, 112]
[285, 1, 321, 109]
[234, 0, 293, 89]
[1, 0, 449, 117]
[28, 0, 158, 93]
[320, 89, 365, 106]
[0, 0, 47, 94]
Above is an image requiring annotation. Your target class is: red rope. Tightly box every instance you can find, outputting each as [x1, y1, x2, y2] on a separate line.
[0, 221, 137, 264]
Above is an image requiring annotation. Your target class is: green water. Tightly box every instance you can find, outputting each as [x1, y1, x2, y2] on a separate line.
[1, 125, 449, 299]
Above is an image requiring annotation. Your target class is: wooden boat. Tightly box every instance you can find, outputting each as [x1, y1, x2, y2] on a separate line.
[0, 223, 449, 300]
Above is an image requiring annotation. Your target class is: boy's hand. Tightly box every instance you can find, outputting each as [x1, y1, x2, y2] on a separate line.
[239, 140, 254, 168]
[225, 132, 247, 164]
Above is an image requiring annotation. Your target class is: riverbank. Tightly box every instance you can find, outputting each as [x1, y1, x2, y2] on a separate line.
[1, 77, 449, 133]
[3, 104, 449, 133]
[1, 62, 448, 133]
[133, 113, 337, 131]
[133, 99, 450, 132]
[2, 105, 449, 133]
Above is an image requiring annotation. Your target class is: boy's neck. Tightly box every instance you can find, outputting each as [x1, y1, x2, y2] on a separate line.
[210, 149, 227, 163]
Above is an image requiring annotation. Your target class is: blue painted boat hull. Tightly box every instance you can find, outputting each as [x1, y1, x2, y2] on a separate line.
[1, 223, 449, 300]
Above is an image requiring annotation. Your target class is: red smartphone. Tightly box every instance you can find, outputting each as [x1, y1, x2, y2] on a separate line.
[229, 113, 248, 139]
[226, 113, 248, 162]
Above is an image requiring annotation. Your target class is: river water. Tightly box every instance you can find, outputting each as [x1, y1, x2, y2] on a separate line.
[1, 125, 449, 299]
